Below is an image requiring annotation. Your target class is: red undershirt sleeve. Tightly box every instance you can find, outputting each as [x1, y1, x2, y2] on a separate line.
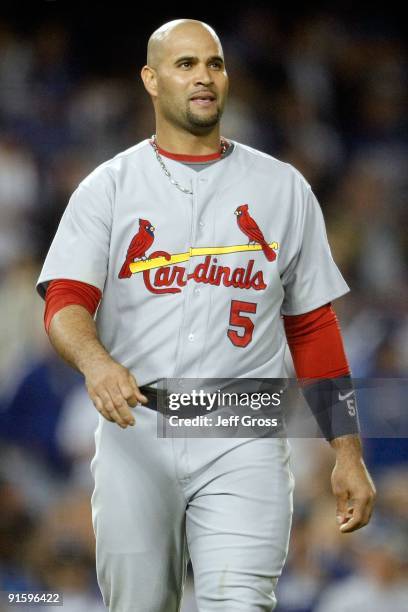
[44, 279, 102, 334]
[283, 303, 350, 381]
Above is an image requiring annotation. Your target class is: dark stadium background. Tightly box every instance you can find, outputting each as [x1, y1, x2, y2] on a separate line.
[0, 2, 406, 611]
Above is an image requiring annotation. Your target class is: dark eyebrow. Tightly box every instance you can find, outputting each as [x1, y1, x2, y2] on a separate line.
[174, 55, 224, 65]
[175, 56, 196, 64]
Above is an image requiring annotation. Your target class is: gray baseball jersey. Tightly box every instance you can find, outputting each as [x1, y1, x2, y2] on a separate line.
[37, 138, 349, 611]
[37, 138, 349, 386]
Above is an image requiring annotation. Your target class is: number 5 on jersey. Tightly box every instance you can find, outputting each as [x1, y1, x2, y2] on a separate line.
[227, 300, 257, 347]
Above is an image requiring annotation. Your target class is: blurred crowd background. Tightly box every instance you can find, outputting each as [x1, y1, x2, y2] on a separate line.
[0, 3, 407, 611]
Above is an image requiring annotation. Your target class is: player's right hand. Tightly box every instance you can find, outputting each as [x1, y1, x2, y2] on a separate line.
[82, 356, 148, 428]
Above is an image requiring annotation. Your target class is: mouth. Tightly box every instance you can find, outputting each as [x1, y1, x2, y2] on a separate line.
[189, 91, 217, 107]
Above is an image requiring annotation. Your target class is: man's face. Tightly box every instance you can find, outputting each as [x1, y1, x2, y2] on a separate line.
[153, 26, 229, 134]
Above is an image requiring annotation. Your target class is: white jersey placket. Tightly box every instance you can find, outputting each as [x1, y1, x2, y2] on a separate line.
[172, 171, 213, 382]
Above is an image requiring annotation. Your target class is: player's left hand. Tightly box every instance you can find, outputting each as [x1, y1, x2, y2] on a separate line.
[331, 453, 376, 533]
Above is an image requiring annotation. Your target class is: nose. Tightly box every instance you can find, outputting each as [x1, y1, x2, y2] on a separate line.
[193, 62, 213, 86]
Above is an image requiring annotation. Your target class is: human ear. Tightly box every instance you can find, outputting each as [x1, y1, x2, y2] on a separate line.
[140, 65, 158, 98]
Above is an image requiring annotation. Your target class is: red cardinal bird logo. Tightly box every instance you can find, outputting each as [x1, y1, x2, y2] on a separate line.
[118, 218, 155, 279]
[234, 204, 276, 262]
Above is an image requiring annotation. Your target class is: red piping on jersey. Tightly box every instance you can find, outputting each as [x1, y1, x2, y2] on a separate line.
[151, 139, 229, 162]
[283, 303, 350, 382]
[44, 279, 102, 333]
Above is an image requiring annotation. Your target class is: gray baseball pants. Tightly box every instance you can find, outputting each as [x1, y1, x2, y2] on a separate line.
[90, 403, 294, 611]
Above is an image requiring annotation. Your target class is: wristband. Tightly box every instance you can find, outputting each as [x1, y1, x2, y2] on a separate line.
[302, 375, 360, 441]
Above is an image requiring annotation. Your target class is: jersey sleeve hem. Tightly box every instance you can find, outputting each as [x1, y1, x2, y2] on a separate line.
[36, 273, 104, 300]
[280, 285, 350, 316]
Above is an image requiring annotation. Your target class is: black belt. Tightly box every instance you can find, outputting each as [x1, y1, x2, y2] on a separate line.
[139, 386, 166, 411]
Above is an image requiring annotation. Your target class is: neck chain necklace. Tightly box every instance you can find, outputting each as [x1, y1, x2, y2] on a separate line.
[150, 134, 229, 195]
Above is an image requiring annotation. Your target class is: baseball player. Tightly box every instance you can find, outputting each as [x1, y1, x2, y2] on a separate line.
[37, 19, 376, 612]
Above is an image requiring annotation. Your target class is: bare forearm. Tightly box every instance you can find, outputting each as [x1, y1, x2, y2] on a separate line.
[48, 304, 111, 374]
[330, 433, 363, 459]
[47, 304, 147, 428]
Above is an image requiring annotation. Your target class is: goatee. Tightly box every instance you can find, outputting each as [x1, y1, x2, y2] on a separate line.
[185, 107, 221, 133]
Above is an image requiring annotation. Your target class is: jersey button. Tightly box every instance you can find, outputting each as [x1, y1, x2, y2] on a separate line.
[194, 287, 200, 295]
[199, 220, 205, 227]
[188, 333, 195, 342]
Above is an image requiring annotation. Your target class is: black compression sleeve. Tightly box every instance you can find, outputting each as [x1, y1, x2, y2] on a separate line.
[302, 374, 360, 441]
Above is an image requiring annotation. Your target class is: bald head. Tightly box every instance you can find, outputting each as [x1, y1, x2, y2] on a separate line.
[147, 19, 222, 69]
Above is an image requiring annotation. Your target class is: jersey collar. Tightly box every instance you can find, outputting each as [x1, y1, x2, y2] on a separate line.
[153, 139, 230, 163]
